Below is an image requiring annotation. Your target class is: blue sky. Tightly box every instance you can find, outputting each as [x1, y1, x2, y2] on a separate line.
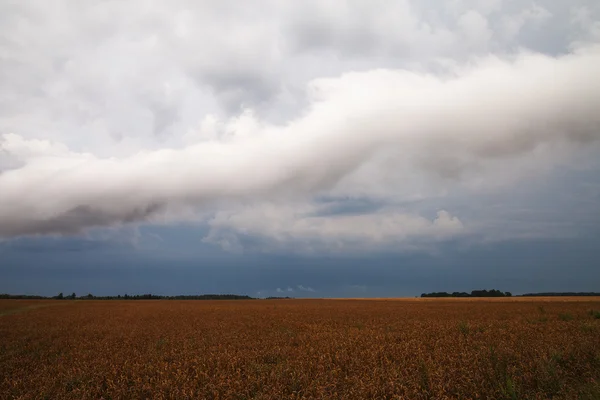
[1, 0, 600, 297]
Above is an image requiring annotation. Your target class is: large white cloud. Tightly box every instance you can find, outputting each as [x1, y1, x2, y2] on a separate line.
[1, 0, 600, 251]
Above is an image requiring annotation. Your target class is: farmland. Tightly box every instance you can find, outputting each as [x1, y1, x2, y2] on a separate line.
[1, 298, 599, 399]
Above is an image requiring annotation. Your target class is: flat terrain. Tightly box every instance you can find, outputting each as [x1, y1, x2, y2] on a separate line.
[1, 298, 599, 399]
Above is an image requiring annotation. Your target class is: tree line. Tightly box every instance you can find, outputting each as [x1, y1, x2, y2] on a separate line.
[0, 293, 254, 300]
[421, 289, 512, 298]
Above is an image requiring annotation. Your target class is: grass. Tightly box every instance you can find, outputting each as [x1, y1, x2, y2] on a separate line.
[1, 298, 599, 399]
[418, 359, 431, 397]
[0, 302, 67, 317]
[458, 320, 470, 336]
[558, 312, 574, 321]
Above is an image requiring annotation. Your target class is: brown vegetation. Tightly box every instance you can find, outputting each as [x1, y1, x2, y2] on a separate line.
[1, 298, 599, 399]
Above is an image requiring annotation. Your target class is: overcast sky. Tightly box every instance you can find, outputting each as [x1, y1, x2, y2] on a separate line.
[1, 0, 600, 297]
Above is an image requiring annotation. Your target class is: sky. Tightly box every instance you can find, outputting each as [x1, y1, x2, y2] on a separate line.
[1, 0, 600, 297]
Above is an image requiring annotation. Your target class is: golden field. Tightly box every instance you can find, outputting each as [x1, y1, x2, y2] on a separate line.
[1, 298, 599, 399]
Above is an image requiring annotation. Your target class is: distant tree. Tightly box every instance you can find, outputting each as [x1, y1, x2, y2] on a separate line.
[1, 294, 45, 299]
[422, 289, 511, 298]
[0, 292, 255, 300]
[452, 292, 470, 298]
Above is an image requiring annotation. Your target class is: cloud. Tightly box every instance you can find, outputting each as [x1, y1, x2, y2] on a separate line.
[1, 46, 600, 238]
[203, 203, 465, 253]
[297, 285, 315, 292]
[500, 4, 552, 41]
[1, 1, 600, 252]
[457, 10, 493, 50]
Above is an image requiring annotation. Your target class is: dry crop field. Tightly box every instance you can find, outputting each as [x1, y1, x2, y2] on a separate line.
[1, 298, 599, 399]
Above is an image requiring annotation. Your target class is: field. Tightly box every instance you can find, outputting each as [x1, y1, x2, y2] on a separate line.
[1, 299, 599, 399]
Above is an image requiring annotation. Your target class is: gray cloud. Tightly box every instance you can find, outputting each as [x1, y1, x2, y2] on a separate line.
[1, 46, 600, 239]
[0, 203, 164, 238]
[203, 204, 465, 254]
[1, 1, 600, 252]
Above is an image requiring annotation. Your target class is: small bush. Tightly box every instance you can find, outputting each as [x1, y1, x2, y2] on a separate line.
[580, 323, 596, 333]
[503, 376, 518, 400]
[589, 310, 600, 319]
[558, 313, 574, 321]
[418, 359, 431, 395]
[538, 305, 546, 314]
[458, 321, 470, 336]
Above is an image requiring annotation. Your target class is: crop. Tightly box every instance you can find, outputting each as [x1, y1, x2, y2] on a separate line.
[1, 298, 599, 399]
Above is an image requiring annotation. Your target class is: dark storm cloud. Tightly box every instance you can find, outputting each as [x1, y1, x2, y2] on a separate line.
[1, 203, 164, 237]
